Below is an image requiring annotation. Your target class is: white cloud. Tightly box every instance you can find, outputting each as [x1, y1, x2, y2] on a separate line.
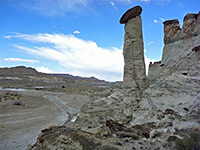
[35, 66, 53, 73]
[73, 30, 80, 34]
[7, 33, 123, 81]
[4, 58, 39, 63]
[154, 19, 158, 23]
[159, 17, 165, 22]
[153, 18, 165, 23]
[141, 0, 151, 2]
[110, 1, 117, 10]
[4, 35, 12, 39]
[147, 41, 154, 46]
[144, 49, 147, 53]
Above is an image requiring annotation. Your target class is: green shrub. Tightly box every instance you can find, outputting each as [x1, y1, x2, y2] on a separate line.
[95, 131, 101, 136]
[9, 96, 15, 100]
[131, 134, 140, 140]
[17, 95, 22, 99]
[175, 132, 200, 150]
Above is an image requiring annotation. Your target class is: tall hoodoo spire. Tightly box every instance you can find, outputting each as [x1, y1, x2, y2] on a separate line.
[120, 6, 148, 116]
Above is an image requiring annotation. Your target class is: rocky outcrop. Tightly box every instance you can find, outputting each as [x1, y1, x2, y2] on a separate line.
[120, 6, 142, 24]
[148, 11, 200, 82]
[148, 61, 161, 82]
[28, 120, 175, 150]
[163, 19, 181, 44]
[120, 6, 148, 116]
[138, 11, 200, 137]
[163, 12, 200, 44]
[28, 7, 200, 150]
[182, 13, 198, 38]
[28, 126, 107, 150]
[101, 119, 153, 138]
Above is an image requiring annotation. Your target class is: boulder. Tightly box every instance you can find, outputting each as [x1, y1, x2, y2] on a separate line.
[120, 6, 142, 24]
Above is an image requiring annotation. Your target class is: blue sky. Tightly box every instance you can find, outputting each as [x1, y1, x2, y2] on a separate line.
[0, 0, 199, 81]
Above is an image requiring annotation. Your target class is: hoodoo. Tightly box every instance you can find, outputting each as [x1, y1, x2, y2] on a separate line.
[120, 6, 148, 116]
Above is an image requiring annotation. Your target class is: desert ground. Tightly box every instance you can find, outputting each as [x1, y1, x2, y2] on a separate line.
[0, 89, 90, 150]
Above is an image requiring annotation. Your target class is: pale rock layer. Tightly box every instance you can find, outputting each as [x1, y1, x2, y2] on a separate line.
[148, 12, 200, 82]
[122, 14, 147, 116]
[141, 11, 200, 131]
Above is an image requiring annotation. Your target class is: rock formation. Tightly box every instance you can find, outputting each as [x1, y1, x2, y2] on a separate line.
[120, 6, 148, 116]
[135, 11, 200, 132]
[148, 11, 200, 82]
[28, 8, 200, 150]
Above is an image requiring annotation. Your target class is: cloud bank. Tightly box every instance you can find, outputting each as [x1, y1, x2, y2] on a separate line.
[6, 33, 156, 81]
[6, 33, 123, 81]
[4, 58, 39, 63]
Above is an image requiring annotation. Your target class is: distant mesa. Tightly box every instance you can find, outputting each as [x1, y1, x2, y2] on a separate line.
[120, 6, 142, 24]
[0, 66, 107, 83]
[0, 66, 39, 76]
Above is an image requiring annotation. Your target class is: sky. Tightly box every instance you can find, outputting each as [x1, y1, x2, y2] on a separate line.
[0, 0, 199, 81]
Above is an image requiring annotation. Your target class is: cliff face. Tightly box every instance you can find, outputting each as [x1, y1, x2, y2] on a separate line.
[148, 12, 200, 82]
[163, 13, 199, 44]
[137, 11, 200, 133]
